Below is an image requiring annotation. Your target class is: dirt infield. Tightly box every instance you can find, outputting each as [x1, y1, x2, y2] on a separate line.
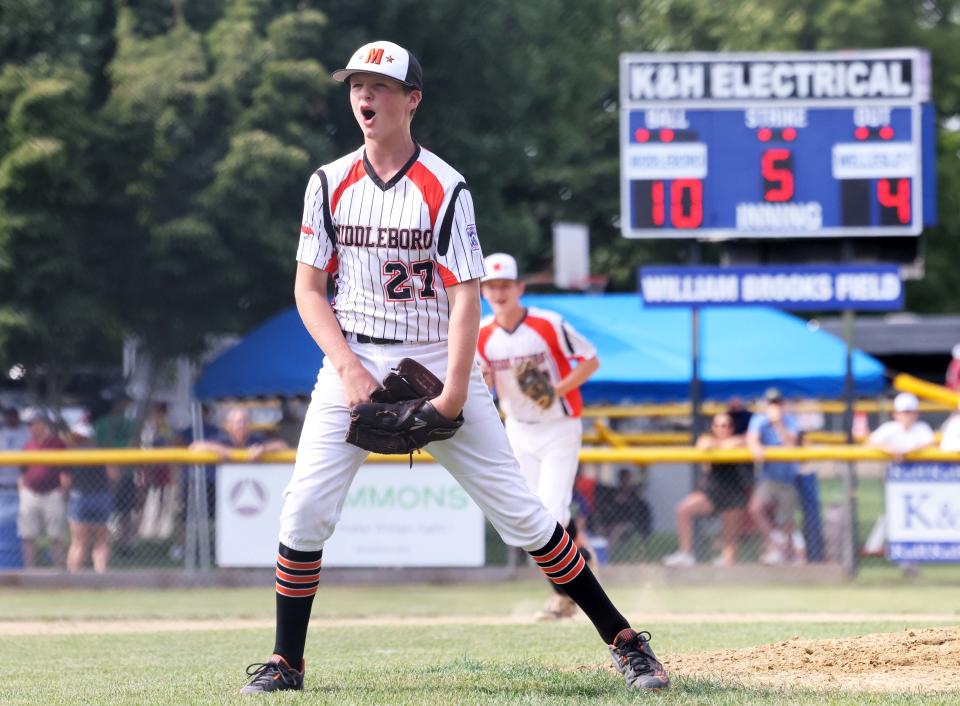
[665, 626, 960, 693]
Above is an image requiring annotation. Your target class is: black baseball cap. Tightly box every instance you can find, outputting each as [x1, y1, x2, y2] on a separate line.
[331, 40, 424, 92]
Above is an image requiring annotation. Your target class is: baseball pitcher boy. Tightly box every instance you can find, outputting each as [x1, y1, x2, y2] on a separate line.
[477, 253, 601, 621]
[240, 40, 668, 694]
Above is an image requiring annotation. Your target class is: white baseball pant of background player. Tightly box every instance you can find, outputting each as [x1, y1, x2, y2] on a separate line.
[278, 339, 558, 553]
[504, 416, 582, 527]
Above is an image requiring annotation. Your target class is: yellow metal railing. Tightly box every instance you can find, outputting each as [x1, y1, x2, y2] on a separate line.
[2, 445, 960, 467]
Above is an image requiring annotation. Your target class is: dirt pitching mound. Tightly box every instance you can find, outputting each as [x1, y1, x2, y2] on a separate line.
[668, 626, 960, 693]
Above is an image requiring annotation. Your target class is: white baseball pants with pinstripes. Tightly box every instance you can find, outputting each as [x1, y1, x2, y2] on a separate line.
[278, 339, 558, 553]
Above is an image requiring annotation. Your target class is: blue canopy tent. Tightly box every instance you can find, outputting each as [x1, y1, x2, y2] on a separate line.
[195, 307, 323, 400]
[194, 294, 885, 402]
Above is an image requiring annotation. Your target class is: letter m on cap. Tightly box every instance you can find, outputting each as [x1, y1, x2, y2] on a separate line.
[365, 48, 385, 65]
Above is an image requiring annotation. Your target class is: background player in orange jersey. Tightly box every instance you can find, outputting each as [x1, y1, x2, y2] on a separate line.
[477, 252, 602, 620]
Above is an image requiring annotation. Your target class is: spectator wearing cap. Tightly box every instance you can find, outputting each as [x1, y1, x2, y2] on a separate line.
[18, 410, 67, 568]
[867, 393, 935, 460]
[0, 407, 30, 491]
[61, 415, 112, 573]
[746, 388, 801, 565]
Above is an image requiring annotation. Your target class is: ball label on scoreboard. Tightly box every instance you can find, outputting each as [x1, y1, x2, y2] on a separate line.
[619, 49, 935, 240]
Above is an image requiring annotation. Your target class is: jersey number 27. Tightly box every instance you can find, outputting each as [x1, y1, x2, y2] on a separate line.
[382, 260, 436, 301]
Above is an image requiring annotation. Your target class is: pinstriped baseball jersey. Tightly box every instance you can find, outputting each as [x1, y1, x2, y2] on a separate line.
[477, 307, 597, 422]
[296, 144, 485, 342]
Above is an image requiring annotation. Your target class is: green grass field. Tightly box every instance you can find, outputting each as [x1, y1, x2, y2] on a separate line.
[2, 567, 959, 705]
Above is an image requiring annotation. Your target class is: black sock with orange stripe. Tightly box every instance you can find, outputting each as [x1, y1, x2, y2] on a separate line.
[272, 543, 322, 670]
[529, 524, 629, 643]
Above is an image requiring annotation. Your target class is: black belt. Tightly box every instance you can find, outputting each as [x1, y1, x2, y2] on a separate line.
[343, 329, 402, 345]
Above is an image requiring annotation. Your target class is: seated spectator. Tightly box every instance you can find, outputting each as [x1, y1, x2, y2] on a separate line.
[62, 417, 112, 573]
[867, 393, 935, 460]
[663, 412, 751, 567]
[746, 388, 801, 565]
[18, 410, 67, 568]
[190, 406, 289, 461]
[593, 467, 652, 554]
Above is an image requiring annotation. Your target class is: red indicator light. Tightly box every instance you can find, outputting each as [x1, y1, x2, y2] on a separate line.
[879, 125, 894, 140]
[782, 127, 797, 141]
[758, 128, 772, 142]
[635, 128, 650, 143]
[855, 126, 869, 140]
[660, 128, 675, 143]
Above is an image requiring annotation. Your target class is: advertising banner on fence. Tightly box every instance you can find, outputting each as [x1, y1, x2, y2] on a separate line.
[639, 264, 903, 310]
[217, 464, 485, 568]
[886, 463, 960, 563]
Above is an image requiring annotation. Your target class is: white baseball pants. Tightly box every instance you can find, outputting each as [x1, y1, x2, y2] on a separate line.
[504, 417, 582, 527]
[278, 340, 557, 553]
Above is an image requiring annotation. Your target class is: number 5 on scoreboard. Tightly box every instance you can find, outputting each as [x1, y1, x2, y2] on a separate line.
[762, 149, 794, 202]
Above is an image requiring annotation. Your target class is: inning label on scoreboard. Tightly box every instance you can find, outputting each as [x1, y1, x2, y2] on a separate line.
[619, 49, 936, 239]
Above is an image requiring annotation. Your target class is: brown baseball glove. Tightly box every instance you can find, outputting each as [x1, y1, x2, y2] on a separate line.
[345, 358, 463, 455]
[514, 359, 555, 409]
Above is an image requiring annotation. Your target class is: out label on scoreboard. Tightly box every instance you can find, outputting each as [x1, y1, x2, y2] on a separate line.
[619, 49, 936, 239]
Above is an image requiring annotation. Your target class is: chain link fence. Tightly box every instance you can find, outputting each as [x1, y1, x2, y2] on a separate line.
[0, 403, 953, 575]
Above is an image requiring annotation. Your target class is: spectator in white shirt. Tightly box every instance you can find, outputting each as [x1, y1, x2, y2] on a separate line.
[867, 393, 935, 460]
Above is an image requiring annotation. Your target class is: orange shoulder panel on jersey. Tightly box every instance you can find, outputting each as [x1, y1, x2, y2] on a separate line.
[476, 321, 496, 364]
[436, 262, 458, 287]
[523, 314, 583, 416]
[330, 160, 366, 215]
[405, 161, 444, 229]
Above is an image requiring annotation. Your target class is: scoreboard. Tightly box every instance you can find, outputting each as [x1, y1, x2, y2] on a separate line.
[619, 49, 936, 240]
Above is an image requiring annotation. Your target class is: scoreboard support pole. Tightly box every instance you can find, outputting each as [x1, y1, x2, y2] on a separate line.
[689, 242, 703, 443]
[841, 242, 860, 578]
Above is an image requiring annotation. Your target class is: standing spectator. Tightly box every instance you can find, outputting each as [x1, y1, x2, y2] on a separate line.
[138, 403, 177, 540]
[62, 417, 112, 573]
[746, 388, 801, 565]
[868, 392, 935, 577]
[867, 393, 935, 460]
[94, 392, 137, 554]
[663, 412, 751, 567]
[18, 410, 67, 568]
[1, 407, 30, 490]
[189, 406, 288, 462]
[946, 344, 960, 392]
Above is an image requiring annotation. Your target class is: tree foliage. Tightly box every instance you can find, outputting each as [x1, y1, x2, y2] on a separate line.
[0, 0, 958, 394]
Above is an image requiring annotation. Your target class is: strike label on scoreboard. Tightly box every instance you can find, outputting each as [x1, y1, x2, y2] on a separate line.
[619, 49, 936, 239]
